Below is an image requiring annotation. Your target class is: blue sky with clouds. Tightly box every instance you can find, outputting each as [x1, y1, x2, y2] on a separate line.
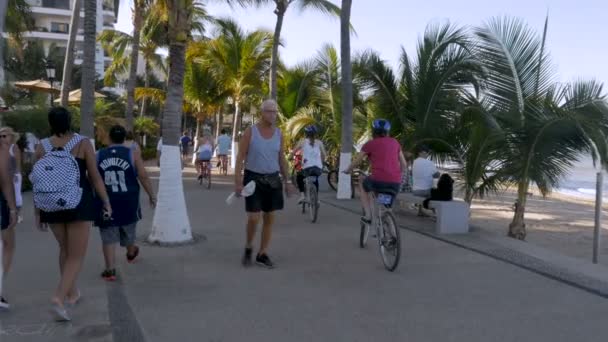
[116, 0, 608, 87]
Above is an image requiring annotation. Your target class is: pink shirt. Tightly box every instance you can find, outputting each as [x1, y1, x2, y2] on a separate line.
[361, 137, 402, 184]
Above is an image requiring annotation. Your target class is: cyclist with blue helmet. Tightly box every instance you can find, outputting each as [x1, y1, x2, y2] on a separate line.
[345, 119, 408, 224]
[293, 125, 326, 203]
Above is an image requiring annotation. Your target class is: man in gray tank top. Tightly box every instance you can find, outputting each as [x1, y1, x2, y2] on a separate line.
[234, 99, 296, 269]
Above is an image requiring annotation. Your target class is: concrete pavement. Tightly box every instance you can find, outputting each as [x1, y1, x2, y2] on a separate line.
[2, 167, 608, 341]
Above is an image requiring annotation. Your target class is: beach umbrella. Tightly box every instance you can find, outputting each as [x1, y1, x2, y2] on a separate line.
[13, 79, 60, 94]
[53, 89, 106, 105]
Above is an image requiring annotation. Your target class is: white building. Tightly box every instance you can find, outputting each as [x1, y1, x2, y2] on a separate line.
[17, 0, 119, 77]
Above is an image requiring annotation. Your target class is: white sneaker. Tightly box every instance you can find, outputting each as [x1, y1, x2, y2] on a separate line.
[297, 194, 306, 204]
[0, 297, 10, 310]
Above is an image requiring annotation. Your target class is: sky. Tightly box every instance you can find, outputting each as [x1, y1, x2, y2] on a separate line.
[116, 0, 608, 87]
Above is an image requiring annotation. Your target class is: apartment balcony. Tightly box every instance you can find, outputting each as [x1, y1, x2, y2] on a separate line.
[22, 28, 83, 42]
[30, 6, 71, 17]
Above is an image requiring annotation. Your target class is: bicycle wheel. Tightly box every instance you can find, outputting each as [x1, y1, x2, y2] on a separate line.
[378, 211, 401, 272]
[359, 220, 370, 248]
[327, 170, 338, 192]
[205, 166, 211, 189]
[309, 186, 318, 223]
[198, 164, 202, 185]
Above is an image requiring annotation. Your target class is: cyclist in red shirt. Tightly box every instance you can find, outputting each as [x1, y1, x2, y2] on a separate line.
[345, 119, 408, 223]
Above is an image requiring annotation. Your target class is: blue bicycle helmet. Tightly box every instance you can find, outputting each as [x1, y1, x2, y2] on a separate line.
[372, 119, 391, 132]
[304, 125, 318, 134]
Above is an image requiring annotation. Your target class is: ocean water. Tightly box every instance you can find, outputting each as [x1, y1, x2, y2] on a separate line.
[438, 155, 605, 201]
[557, 155, 607, 201]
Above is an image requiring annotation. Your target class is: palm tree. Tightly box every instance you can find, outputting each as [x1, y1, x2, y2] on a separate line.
[148, 0, 203, 244]
[355, 23, 489, 204]
[226, 0, 340, 100]
[184, 42, 228, 151]
[283, 44, 367, 160]
[475, 17, 608, 239]
[98, 28, 166, 99]
[0, 0, 7, 87]
[79, 0, 97, 138]
[124, 0, 147, 131]
[201, 18, 273, 168]
[1, 0, 34, 87]
[59, 0, 81, 107]
[337, 0, 352, 199]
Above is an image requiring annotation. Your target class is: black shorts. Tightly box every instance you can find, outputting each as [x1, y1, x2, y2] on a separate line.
[244, 170, 284, 213]
[362, 177, 401, 196]
[1, 198, 10, 230]
[181, 146, 189, 156]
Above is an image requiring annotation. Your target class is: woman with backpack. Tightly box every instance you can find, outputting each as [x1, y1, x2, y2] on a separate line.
[31, 107, 112, 322]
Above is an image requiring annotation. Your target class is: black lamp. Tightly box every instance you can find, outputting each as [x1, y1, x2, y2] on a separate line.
[45, 60, 56, 106]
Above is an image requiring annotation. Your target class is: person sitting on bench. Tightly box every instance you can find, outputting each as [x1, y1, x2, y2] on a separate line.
[412, 145, 439, 198]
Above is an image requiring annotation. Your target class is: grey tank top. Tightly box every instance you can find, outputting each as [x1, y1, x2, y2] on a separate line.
[8, 144, 17, 174]
[245, 125, 281, 174]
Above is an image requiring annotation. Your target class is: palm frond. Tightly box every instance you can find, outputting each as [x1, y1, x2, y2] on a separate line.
[296, 0, 340, 16]
[135, 87, 166, 104]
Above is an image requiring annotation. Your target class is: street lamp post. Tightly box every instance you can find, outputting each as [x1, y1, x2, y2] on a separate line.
[45, 61, 56, 107]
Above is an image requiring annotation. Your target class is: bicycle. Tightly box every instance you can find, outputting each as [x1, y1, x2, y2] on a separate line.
[197, 160, 211, 189]
[327, 164, 358, 199]
[301, 173, 320, 223]
[357, 173, 401, 272]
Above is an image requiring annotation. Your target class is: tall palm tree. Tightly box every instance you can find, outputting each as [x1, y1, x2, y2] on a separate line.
[184, 42, 228, 151]
[148, 0, 204, 244]
[124, 0, 147, 131]
[79, 0, 97, 138]
[337, 0, 352, 199]
[283, 44, 367, 159]
[97, 28, 166, 93]
[0, 0, 7, 87]
[226, 0, 340, 100]
[475, 17, 608, 239]
[60, 0, 81, 106]
[1, 0, 34, 87]
[201, 18, 273, 168]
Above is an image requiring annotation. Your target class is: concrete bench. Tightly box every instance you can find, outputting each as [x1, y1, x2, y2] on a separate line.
[397, 193, 470, 234]
[428, 200, 469, 234]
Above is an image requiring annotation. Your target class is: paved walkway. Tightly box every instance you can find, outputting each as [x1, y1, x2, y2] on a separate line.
[2, 167, 608, 341]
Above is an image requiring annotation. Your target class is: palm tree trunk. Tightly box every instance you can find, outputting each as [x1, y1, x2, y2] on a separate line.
[230, 101, 240, 169]
[149, 41, 192, 244]
[337, 0, 353, 200]
[125, 0, 143, 131]
[269, 4, 285, 100]
[140, 62, 150, 117]
[216, 109, 223, 138]
[508, 180, 529, 240]
[464, 186, 473, 205]
[60, 0, 80, 107]
[79, 0, 97, 138]
[0, 0, 7, 88]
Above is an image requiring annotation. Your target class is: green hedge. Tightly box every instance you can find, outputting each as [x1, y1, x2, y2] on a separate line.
[142, 147, 157, 161]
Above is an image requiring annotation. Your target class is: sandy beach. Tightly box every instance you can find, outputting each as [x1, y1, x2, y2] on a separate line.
[468, 189, 608, 265]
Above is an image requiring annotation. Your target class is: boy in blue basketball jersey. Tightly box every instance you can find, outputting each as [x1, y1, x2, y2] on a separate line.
[96, 125, 156, 281]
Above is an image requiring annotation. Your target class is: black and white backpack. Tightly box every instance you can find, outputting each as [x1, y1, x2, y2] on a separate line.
[30, 134, 84, 212]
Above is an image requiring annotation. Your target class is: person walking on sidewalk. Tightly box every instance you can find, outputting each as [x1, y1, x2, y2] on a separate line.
[96, 125, 156, 281]
[31, 107, 112, 321]
[234, 99, 296, 268]
[0, 140, 17, 310]
[0, 127, 23, 222]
